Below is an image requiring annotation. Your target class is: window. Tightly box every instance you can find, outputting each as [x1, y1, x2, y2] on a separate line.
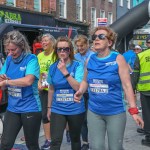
[100, 10, 105, 18]
[59, 0, 67, 18]
[34, 0, 41, 12]
[76, 0, 83, 21]
[127, 0, 130, 9]
[108, 12, 113, 25]
[91, 7, 96, 29]
[120, 0, 123, 7]
[108, 0, 113, 2]
[6, 0, 15, 6]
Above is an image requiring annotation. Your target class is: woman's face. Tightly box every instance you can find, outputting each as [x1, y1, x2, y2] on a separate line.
[41, 36, 52, 51]
[93, 29, 111, 52]
[57, 41, 70, 60]
[5, 43, 22, 58]
[75, 41, 88, 55]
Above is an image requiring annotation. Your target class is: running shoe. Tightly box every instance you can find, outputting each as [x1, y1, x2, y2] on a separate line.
[81, 143, 89, 150]
[41, 139, 51, 150]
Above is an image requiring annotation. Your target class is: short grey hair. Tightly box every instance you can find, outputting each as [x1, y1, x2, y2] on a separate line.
[42, 33, 56, 48]
[3, 30, 31, 53]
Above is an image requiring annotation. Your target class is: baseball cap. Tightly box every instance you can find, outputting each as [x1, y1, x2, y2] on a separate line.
[146, 35, 150, 43]
[134, 45, 142, 50]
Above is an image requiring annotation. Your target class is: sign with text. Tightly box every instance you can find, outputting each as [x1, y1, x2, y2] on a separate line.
[97, 18, 107, 26]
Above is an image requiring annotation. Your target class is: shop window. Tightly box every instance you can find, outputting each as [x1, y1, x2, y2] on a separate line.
[59, 0, 67, 19]
[76, 0, 83, 21]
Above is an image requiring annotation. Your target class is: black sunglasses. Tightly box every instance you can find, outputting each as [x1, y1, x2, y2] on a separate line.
[92, 34, 107, 41]
[57, 47, 70, 53]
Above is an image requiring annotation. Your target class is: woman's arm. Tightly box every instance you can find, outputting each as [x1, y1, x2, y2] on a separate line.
[0, 74, 35, 87]
[48, 85, 54, 108]
[117, 54, 144, 128]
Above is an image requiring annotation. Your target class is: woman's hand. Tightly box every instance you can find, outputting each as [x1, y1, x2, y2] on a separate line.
[132, 114, 144, 128]
[0, 74, 9, 82]
[57, 59, 68, 75]
[74, 90, 83, 103]
[47, 108, 51, 121]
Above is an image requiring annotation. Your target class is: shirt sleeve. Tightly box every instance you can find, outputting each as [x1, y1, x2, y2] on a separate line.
[0, 59, 7, 74]
[26, 57, 40, 79]
[74, 62, 84, 83]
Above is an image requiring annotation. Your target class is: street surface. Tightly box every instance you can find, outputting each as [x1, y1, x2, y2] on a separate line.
[0, 93, 149, 150]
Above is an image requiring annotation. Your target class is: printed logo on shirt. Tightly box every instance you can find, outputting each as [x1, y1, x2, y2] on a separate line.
[20, 66, 26, 71]
[105, 61, 117, 66]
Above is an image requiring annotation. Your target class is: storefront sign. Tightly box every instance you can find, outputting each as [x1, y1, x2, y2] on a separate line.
[0, 10, 22, 24]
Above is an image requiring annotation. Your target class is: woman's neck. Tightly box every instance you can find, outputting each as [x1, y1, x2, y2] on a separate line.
[44, 47, 53, 56]
[97, 49, 110, 58]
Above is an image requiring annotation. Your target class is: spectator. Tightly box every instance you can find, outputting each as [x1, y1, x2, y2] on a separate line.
[33, 36, 43, 55]
[132, 35, 150, 147]
[146, 35, 150, 49]
[47, 36, 85, 150]
[74, 34, 94, 150]
[134, 45, 142, 54]
[38, 33, 56, 150]
[74, 26, 144, 150]
[0, 30, 42, 150]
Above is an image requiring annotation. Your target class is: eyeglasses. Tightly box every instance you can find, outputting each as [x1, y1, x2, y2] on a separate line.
[147, 42, 150, 44]
[92, 34, 108, 41]
[57, 47, 70, 53]
[7, 47, 18, 53]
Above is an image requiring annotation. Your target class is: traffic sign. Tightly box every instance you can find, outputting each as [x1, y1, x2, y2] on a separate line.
[97, 18, 108, 26]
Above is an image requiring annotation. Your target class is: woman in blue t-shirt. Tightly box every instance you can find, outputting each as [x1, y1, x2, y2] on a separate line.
[0, 31, 41, 150]
[74, 26, 144, 150]
[47, 36, 85, 150]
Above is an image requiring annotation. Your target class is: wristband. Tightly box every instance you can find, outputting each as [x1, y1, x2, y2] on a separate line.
[47, 107, 51, 108]
[128, 107, 139, 115]
[5, 79, 8, 86]
[64, 73, 70, 78]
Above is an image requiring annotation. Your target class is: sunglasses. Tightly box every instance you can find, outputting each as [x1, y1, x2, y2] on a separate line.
[57, 47, 70, 53]
[92, 34, 107, 41]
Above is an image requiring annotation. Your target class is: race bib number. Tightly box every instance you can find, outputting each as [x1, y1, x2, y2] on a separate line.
[56, 89, 74, 102]
[89, 79, 109, 94]
[8, 86, 22, 98]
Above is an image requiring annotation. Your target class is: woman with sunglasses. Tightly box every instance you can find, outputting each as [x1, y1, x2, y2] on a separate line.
[74, 26, 144, 150]
[47, 36, 85, 150]
[0, 30, 42, 150]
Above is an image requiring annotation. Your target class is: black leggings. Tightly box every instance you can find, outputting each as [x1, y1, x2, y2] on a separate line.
[40, 90, 49, 124]
[50, 112, 85, 150]
[0, 110, 42, 150]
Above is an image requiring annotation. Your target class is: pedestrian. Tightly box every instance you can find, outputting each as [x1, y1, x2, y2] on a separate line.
[133, 45, 142, 54]
[47, 36, 85, 150]
[123, 43, 136, 74]
[0, 30, 42, 150]
[74, 34, 94, 150]
[37, 33, 56, 150]
[74, 26, 144, 150]
[132, 35, 150, 147]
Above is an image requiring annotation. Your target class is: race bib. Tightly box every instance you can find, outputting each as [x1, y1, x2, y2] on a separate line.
[89, 79, 109, 94]
[8, 86, 22, 98]
[56, 89, 74, 102]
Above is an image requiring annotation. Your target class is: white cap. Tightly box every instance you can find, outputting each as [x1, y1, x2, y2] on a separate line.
[135, 45, 142, 50]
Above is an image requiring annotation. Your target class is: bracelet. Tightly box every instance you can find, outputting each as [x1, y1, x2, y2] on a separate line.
[128, 107, 139, 115]
[5, 79, 8, 86]
[64, 73, 70, 78]
[47, 107, 51, 108]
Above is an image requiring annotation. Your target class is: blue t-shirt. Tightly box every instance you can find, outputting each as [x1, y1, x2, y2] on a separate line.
[0, 54, 41, 113]
[47, 60, 85, 115]
[123, 50, 136, 70]
[74, 49, 94, 66]
[87, 51, 126, 115]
